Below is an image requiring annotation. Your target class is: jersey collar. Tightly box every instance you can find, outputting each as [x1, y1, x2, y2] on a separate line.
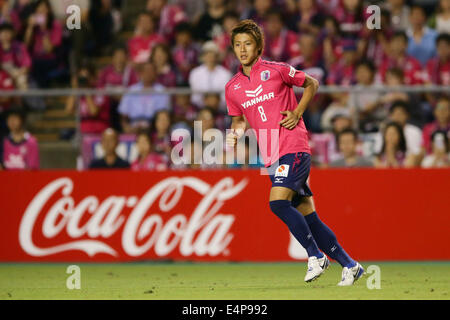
[238, 56, 263, 79]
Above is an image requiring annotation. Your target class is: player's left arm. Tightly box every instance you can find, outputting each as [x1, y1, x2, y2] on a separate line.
[279, 74, 319, 130]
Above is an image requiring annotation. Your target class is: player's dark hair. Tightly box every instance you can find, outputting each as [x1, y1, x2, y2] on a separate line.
[231, 19, 265, 57]
[436, 33, 450, 46]
[389, 100, 410, 115]
[379, 121, 407, 155]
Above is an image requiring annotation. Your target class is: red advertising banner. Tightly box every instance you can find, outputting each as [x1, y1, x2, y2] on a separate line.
[0, 169, 449, 262]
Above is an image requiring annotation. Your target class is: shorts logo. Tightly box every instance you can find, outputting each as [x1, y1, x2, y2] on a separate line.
[274, 177, 283, 183]
[289, 66, 296, 78]
[261, 70, 270, 81]
[275, 164, 290, 177]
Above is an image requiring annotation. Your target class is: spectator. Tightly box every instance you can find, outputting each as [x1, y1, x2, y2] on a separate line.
[375, 101, 422, 167]
[321, 93, 354, 132]
[326, 39, 357, 86]
[374, 121, 409, 168]
[188, 41, 231, 109]
[424, 33, 450, 87]
[422, 96, 450, 155]
[88, 0, 122, 56]
[97, 45, 139, 131]
[2, 0, 34, 36]
[428, 0, 450, 34]
[288, 0, 324, 35]
[89, 128, 129, 169]
[0, 109, 39, 170]
[146, 0, 187, 43]
[0, 67, 15, 115]
[316, 0, 341, 16]
[421, 130, 450, 168]
[194, 107, 216, 140]
[352, 60, 383, 133]
[378, 31, 423, 85]
[48, 0, 90, 70]
[0, 23, 31, 89]
[334, 0, 368, 40]
[172, 22, 200, 86]
[172, 93, 198, 127]
[151, 109, 173, 157]
[150, 43, 177, 87]
[128, 12, 165, 65]
[214, 11, 240, 74]
[243, 0, 272, 28]
[329, 128, 373, 167]
[23, 0, 63, 88]
[406, 6, 438, 66]
[361, 9, 393, 68]
[118, 62, 170, 133]
[289, 33, 324, 82]
[194, 0, 227, 41]
[321, 15, 344, 68]
[65, 62, 110, 135]
[383, 0, 411, 32]
[202, 92, 228, 130]
[263, 9, 300, 62]
[380, 68, 411, 108]
[99, 45, 137, 86]
[131, 129, 168, 171]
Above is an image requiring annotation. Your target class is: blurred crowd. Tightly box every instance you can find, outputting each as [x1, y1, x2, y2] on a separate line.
[0, 0, 449, 170]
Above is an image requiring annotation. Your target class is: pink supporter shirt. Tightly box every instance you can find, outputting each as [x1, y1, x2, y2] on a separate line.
[2, 133, 39, 170]
[225, 58, 311, 167]
[131, 153, 169, 171]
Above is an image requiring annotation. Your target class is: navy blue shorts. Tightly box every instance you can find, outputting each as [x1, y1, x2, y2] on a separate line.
[268, 152, 313, 208]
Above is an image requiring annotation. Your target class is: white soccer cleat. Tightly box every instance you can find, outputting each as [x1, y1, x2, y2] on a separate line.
[304, 255, 330, 282]
[337, 262, 365, 286]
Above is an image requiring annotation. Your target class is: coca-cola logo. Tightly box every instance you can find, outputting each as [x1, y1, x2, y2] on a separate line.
[19, 176, 248, 258]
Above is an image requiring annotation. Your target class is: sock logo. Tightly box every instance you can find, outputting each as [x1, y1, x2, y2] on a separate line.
[275, 165, 289, 177]
[331, 245, 337, 252]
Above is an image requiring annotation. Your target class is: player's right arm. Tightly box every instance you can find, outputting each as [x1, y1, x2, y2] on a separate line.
[226, 115, 246, 148]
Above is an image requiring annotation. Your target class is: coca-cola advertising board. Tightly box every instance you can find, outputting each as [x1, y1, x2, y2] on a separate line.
[1, 169, 449, 262]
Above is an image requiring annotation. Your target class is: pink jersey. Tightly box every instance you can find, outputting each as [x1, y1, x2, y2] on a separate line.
[1, 133, 39, 170]
[225, 57, 311, 167]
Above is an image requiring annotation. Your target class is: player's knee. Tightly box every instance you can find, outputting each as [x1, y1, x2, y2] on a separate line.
[269, 200, 291, 216]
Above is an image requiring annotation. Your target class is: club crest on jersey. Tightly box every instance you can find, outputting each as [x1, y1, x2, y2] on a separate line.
[275, 164, 290, 177]
[260, 70, 270, 81]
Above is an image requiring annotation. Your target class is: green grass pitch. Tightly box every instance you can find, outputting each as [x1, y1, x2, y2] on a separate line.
[0, 262, 449, 300]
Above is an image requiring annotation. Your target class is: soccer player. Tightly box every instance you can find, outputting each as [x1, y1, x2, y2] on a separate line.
[225, 20, 364, 286]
